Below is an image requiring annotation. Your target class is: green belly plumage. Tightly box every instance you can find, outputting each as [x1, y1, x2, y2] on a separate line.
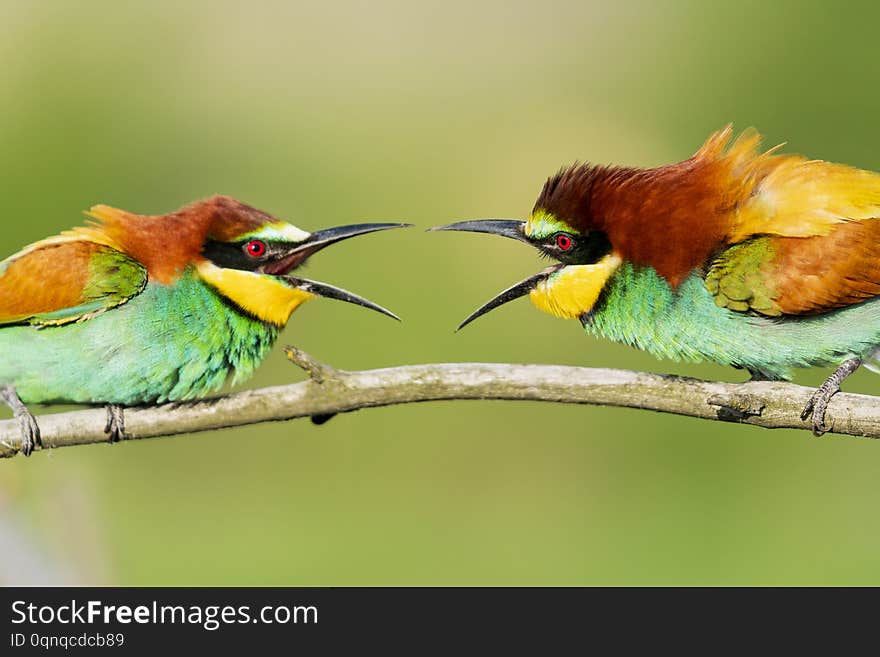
[588, 263, 880, 380]
[0, 271, 279, 405]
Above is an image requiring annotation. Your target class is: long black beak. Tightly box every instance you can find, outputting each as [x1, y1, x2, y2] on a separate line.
[272, 222, 409, 320]
[264, 223, 411, 275]
[455, 266, 559, 331]
[429, 219, 528, 244]
[307, 222, 411, 249]
[282, 276, 401, 321]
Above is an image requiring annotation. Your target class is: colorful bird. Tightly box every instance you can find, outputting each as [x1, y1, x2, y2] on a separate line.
[435, 126, 880, 435]
[0, 195, 407, 455]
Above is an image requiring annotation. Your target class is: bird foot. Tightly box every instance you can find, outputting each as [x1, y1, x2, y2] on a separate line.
[18, 411, 41, 456]
[800, 358, 862, 436]
[104, 404, 127, 443]
[800, 392, 831, 436]
[1, 384, 41, 457]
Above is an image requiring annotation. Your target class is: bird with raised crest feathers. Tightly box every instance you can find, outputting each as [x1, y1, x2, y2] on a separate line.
[435, 126, 880, 435]
[0, 195, 407, 455]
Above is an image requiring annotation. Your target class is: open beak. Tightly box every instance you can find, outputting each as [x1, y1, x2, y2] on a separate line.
[275, 222, 410, 321]
[431, 219, 557, 330]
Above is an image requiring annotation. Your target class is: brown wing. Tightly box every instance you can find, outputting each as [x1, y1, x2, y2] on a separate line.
[706, 219, 880, 316]
[0, 238, 147, 326]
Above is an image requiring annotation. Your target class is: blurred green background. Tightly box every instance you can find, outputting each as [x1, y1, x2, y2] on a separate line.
[2, 0, 880, 585]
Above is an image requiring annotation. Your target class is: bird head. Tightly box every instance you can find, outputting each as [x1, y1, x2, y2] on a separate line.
[433, 165, 621, 329]
[84, 195, 408, 327]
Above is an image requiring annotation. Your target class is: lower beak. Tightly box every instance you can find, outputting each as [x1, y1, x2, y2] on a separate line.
[274, 222, 409, 321]
[282, 276, 401, 321]
[455, 265, 560, 331]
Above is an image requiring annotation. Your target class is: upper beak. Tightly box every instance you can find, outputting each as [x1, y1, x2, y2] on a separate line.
[263, 223, 411, 275]
[431, 218, 554, 330]
[272, 222, 410, 321]
[429, 219, 529, 244]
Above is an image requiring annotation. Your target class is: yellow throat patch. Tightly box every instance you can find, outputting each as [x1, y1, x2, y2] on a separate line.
[196, 261, 315, 326]
[529, 254, 622, 319]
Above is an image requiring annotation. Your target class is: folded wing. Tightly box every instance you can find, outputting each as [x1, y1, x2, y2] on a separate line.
[0, 237, 147, 326]
[704, 131, 880, 316]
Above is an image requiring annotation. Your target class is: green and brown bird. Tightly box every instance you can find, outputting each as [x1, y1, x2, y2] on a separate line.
[435, 126, 880, 434]
[0, 195, 407, 455]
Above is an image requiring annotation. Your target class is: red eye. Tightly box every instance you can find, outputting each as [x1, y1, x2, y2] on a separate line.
[245, 240, 267, 258]
[556, 234, 573, 251]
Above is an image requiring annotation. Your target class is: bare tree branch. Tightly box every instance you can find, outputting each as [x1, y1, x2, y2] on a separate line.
[2, 346, 879, 458]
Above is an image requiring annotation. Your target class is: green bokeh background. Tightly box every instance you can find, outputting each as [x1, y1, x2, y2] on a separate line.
[3, 0, 880, 585]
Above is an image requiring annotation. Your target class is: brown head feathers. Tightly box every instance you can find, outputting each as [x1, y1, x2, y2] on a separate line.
[82, 195, 287, 284]
[533, 163, 602, 228]
[531, 132, 751, 286]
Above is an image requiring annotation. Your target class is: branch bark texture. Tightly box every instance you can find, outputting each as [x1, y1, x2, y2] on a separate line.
[2, 347, 879, 458]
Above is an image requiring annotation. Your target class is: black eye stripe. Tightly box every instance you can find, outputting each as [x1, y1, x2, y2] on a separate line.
[538, 230, 611, 265]
[203, 240, 292, 272]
